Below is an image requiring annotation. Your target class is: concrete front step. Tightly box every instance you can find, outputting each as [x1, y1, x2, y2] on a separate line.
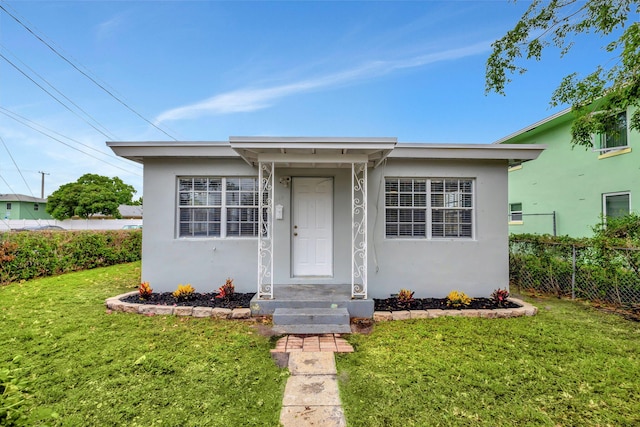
[272, 324, 352, 335]
[249, 285, 374, 318]
[273, 307, 350, 325]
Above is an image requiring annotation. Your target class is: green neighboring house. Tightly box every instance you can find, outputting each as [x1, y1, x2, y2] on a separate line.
[0, 194, 52, 220]
[496, 106, 639, 237]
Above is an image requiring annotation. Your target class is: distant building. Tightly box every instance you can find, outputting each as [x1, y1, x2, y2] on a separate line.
[0, 194, 52, 220]
[497, 105, 638, 237]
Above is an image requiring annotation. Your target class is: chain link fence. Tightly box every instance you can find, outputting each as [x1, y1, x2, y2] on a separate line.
[509, 237, 640, 309]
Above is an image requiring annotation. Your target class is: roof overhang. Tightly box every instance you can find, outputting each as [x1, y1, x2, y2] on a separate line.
[229, 136, 397, 168]
[107, 139, 544, 167]
[393, 143, 545, 165]
[492, 107, 573, 144]
[106, 141, 235, 164]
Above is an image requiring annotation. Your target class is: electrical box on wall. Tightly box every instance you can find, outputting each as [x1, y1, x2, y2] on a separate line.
[275, 204, 284, 220]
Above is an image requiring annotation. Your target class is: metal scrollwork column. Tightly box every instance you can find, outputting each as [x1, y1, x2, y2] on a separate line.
[258, 161, 274, 299]
[352, 162, 367, 299]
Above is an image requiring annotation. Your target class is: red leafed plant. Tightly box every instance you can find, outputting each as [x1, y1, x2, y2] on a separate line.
[491, 288, 510, 307]
[138, 282, 153, 299]
[397, 288, 415, 303]
[215, 278, 235, 299]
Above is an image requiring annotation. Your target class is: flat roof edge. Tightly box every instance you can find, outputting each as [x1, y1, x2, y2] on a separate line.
[229, 136, 397, 144]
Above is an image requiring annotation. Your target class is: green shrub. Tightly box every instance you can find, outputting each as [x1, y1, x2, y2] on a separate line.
[0, 230, 141, 285]
[510, 215, 640, 306]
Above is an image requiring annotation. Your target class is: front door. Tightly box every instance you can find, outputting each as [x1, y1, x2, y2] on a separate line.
[292, 177, 333, 277]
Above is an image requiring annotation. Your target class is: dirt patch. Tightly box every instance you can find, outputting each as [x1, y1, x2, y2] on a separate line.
[350, 317, 374, 334]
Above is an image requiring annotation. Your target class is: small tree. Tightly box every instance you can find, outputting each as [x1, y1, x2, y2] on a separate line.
[46, 174, 136, 220]
[486, 0, 640, 149]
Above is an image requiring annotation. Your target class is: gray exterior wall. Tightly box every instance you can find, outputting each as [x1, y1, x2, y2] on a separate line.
[368, 159, 508, 298]
[141, 157, 508, 298]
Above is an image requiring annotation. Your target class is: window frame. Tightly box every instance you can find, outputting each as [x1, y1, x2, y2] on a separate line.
[34, 203, 39, 211]
[384, 177, 475, 240]
[6, 203, 11, 210]
[509, 202, 523, 223]
[594, 111, 629, 153]
[177, 176, 263, 239]
[602, 191, 631, 220]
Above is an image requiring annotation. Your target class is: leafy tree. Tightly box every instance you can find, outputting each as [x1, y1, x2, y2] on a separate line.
[486, 0, 640, 148]
[46, 174, 136, 220]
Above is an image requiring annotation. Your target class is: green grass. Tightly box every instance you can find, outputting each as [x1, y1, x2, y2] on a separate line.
[337, 297, 640, 427]
[0, 262, 286, 426]
[4, 265, 640, 426]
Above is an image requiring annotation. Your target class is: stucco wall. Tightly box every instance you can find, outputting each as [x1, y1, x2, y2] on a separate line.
[141, 157, 508, 298]
[507, 106, 639, 237]
[368, 159, 508, 298]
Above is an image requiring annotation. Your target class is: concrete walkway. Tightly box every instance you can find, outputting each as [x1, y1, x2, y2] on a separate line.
[280, 351, 346, 426]
[274, 335, 354, 427]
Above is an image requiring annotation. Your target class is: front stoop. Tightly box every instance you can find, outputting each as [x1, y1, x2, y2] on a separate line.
[249, 284, 374, 319]
[272, 307, 351, 335]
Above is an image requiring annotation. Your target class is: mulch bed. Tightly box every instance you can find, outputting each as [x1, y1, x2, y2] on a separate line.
[122, 293, 521, 312]
[122, 292, 256, 309]
[374, 297, 521, 311]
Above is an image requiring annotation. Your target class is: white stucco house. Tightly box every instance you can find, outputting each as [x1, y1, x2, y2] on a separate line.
[108, 137, 543, 311]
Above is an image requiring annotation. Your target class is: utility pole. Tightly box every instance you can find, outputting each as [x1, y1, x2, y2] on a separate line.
[38, 171, 49, 199]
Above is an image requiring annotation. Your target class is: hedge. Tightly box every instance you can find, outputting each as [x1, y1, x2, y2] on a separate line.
[509, 233, 640, 306]
[0, 230, 141, 285]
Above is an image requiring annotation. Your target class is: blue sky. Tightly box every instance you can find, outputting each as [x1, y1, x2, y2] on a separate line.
[0, 1, 616, 197]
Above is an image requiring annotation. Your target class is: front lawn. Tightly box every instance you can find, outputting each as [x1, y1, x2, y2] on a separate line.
[0, 262, 286, 426]
[338, 297, 640, 426]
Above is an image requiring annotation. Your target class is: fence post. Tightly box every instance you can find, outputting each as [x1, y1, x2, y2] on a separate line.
[553, 211, 557, 236]
[571, 244, 576, 300]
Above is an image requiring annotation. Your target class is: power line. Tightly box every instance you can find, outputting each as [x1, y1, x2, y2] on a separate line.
[0, 107, 142, 171]
[0, 44, 118, 140]
[0, 52, 115, 140]
[0, 119, 142, 177]
[0, 134, 37, 198]
[0, 2, 178, 141]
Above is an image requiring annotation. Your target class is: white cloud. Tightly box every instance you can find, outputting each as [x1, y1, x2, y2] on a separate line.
[154, 41, 491, 124]
[96, 14, 127, 40]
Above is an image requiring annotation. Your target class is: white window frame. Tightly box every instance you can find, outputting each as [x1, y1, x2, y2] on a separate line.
[602, 191, 631, 219]
[593, 111, 629, 153]
[509, 202, 523, 222]
[177, 176, 262, 238]
[384, 177, 474, 240]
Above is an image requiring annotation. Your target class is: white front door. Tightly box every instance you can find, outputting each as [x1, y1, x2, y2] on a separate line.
[292, 177, 333, 277]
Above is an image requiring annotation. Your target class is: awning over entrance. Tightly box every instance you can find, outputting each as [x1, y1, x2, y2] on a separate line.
[230, 137, 398, 301]
[229, 136, 397, 168]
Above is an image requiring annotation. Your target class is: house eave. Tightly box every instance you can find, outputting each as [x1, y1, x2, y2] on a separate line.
[392, 143, 545, 163]
[106, 141, 236, 164]
[492, 107, 573, 144]
[106, 139, 544, 166]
